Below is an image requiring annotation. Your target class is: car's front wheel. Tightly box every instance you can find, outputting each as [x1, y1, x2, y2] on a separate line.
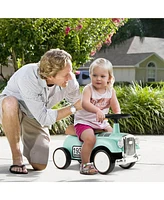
[119, 162, 136, 169]
[53, 147, 71, 169]
[91, 149, 115, 174]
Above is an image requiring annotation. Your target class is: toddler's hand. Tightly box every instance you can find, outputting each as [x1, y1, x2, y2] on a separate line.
[96, 109, 105, 123]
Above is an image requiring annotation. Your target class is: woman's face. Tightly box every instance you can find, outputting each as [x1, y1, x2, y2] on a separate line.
[46, 59, 73, 87]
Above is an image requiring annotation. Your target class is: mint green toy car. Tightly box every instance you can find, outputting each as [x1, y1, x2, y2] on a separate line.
[53, 114, 141, 174]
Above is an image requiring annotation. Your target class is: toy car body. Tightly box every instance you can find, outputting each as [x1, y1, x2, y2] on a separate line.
[53, 114, 141, 174]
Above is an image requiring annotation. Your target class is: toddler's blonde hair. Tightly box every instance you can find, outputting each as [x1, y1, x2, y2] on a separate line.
[89, 58, 115, 88]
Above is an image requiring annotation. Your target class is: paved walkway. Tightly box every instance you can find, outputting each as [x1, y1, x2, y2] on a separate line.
[0, 135, 164, 182]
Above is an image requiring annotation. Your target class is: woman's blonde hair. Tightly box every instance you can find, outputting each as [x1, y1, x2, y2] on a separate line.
[39, 48, 72, 79]
[89, 58, 115, 88]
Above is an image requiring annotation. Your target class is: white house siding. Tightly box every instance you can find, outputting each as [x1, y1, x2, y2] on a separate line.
[157, 68, 164, 81]
[135, 67, 147, 82]
[113, 66, 136, 82]
[0, 59, 15, 80]
[0, 65, 15, 80]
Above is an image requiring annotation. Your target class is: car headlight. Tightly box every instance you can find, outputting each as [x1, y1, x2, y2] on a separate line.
[117, 139, 124, 148]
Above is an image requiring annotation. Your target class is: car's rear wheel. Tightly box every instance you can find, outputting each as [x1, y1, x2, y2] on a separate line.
[119, 162, 136, 169]
[53, 147, 71, 169]
[91, 149, 115, 174]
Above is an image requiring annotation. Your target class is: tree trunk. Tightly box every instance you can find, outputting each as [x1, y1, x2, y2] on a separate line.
[11, 49, 18, 72]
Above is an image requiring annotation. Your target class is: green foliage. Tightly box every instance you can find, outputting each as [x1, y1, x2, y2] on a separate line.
[0, 18, 127, 73]
[50, 98, 74, 134]
[50, 115, 73, 135]
[110, 18, 164, 48]
[144, 81, 164, 88]
[0, 80, 7, 92]
[114, 81, 132, 87]
[0, 18, 38, 70]
[115, 82, 164, 135]
[107, 18, 144, 47]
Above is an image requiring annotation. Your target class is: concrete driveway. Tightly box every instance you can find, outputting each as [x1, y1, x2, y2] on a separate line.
[0, 135, 164, 182]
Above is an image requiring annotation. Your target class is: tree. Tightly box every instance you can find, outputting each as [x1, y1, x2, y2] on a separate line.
[106, 18, 144, 47]
[0, 18, 38, 71]
[140, 18, 164, 38]
[109, 18, 164, 47]
[0, 18, 128, 76]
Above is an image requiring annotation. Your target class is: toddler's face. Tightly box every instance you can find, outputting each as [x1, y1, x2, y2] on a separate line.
[90, 66, 110, 90]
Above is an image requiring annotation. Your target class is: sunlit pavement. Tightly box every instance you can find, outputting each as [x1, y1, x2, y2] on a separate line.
[0, 135, 164, 182]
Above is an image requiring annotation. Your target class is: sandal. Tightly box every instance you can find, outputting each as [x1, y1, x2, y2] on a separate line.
[9, 164, 28, 174]
[80, 162, 98, 175]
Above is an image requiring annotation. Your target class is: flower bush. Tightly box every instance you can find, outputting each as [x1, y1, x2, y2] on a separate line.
[0, 18, 128, 72]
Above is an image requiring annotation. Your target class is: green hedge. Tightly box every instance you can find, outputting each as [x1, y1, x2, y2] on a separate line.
[144, 81, 164, 88]
[114, 82, 164, 135]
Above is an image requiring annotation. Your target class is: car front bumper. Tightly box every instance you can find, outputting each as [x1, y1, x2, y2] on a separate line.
[115, 154, 141, 165]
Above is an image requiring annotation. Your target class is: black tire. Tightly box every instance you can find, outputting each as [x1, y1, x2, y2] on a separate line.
[119, 162, 136, 169]
[53, 147, 71, 169]
[91, 149, 115, 174]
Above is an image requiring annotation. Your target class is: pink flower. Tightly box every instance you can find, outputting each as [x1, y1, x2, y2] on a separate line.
[65, 27, 71, 35]
[112, 18, 121, 23]
[108, 33, 113, 38]
[104, 36, 112, 46]
[76, 24, 83, 31]
[96, 43, 102, 51]
[90, 51, 96, 56]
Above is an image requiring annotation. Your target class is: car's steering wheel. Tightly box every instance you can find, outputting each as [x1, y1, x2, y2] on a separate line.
[105, 114, 131, 123]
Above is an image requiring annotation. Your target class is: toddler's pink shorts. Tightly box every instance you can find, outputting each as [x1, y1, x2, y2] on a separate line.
[74, 124, 93, 142]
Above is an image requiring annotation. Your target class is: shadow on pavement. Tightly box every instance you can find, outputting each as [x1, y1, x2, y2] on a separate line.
[58, 179, 114, 182]
[0, 163, 45, 182]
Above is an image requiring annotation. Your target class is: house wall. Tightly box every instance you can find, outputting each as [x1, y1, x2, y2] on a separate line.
[157, 68, 164, 81]
[154, 56, 164, 81]
[113, 66, 135, 82]
[0, 59, 15, 81]
[136, 61, 147, 82]
[136, 55, 164, 82]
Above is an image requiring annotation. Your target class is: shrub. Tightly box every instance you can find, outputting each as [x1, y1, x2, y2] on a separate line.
[114, 83, 164, 135]
[50, 115, 73, 135]
[144, 81, 164, 88]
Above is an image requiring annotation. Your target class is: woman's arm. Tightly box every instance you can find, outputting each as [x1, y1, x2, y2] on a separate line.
[56, 99, 82, 121]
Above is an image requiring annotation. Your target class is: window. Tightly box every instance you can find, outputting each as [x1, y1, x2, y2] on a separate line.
[75, 74, 80, 79]
[75, 70, 91, 85]
[82, 71, 89, 80]
[147, 62, 156, 82]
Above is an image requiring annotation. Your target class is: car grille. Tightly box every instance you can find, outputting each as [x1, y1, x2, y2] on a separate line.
[123, 136, 136, 156]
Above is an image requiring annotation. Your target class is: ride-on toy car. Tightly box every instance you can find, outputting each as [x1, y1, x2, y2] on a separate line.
[53, 114, 141, 174]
